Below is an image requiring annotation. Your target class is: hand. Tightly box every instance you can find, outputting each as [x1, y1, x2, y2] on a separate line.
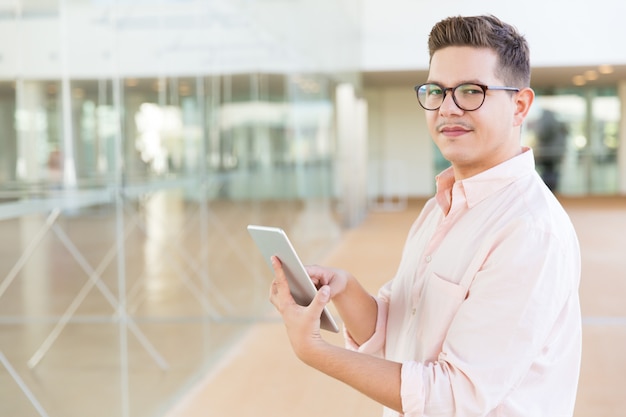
[305, 264, 352, 300]
[308, 264, 378, 346]
[271, 256, 402, 412]
[269, 256, 330, 361]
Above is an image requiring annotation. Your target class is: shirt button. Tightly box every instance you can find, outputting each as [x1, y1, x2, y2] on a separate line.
[412, 307, 417, 315]
[425, 255, 432, 262]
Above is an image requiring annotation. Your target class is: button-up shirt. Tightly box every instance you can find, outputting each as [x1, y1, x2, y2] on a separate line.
[346, 148, 582, 417]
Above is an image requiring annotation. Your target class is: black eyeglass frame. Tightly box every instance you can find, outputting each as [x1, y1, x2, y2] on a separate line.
[414, 83, 520, 111]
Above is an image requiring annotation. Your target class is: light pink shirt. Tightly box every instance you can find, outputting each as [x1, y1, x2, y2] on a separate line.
[346, 148, 582, 417]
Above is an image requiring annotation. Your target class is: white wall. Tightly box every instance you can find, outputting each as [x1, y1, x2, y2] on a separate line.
[361, 0, 626, 71]
[0, 1, 362, 79]
[365, 87, 434, 198]
[2, 1, 626, 79]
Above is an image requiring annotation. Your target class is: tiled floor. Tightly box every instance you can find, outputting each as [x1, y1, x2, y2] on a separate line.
[167, 197, 626, 417]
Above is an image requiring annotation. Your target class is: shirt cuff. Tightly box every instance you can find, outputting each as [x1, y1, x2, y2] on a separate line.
[401, 360, 425, 417]
[344, 297, 388, 354]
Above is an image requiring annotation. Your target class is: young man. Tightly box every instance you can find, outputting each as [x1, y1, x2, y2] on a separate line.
[269, 15, 581, 417]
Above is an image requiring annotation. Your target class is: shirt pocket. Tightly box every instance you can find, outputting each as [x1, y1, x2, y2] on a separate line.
[414, 272, 468, 361]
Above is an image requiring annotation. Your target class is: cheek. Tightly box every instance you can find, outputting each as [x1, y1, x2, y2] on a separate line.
[494, 102, 517, 126]
[496, 112, 516, 133]
[479, 105, 514, 134]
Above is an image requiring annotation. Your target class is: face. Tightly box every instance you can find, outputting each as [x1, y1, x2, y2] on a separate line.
[425, 46, 533, 179]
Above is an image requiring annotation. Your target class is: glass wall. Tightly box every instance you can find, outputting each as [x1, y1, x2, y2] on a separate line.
[1, 73, 341, 196]
[0, 1, 361, 417]
[524, 87, 620, 195]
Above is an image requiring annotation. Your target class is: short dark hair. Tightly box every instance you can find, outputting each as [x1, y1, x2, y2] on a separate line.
[428, 15, 531, 87]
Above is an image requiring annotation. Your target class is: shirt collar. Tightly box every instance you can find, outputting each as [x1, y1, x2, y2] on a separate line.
[435, 147, 536, 213]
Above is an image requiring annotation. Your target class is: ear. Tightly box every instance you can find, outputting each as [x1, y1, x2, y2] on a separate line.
[512, 87, 535, 127]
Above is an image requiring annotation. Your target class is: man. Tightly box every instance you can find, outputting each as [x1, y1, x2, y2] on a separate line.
[269, 15, 581, 417]
[534, 109, 568, 191]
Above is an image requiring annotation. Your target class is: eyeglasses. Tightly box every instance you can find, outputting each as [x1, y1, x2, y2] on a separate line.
[415, 83, 520, 111]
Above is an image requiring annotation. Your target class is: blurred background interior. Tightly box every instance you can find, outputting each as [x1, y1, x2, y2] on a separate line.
[0, 1, 625, 416]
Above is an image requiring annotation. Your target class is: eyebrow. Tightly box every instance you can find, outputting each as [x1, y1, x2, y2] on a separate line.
[425, 79, 485, 86]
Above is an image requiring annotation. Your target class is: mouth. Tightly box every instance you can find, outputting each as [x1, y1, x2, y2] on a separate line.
[438, 124, 472, 137]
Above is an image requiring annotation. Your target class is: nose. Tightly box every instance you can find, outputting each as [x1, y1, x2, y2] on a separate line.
[438, 89, 463, 116]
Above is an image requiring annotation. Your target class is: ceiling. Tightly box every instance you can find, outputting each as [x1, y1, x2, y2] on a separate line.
[362, 64, 626, 90]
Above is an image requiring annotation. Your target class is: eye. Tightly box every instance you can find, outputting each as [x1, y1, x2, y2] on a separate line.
[458, 84, 483, 95]
[426, 85, 443, 96]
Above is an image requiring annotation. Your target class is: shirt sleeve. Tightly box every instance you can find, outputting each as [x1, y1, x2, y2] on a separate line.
[344, 281, 392, 355]
[399, 220, 580, 416]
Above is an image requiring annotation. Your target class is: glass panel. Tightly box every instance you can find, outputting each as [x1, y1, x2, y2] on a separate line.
[525, 94, 585, 194]
[524, 88, 620, 195]
[0, 1, 360, 416]
[0, 81, 17, 186]
[589, 94, 620, 193]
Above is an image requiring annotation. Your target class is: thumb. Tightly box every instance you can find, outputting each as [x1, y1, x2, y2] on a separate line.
[316, 285, 331, 305]
[305, 286, 329, 326]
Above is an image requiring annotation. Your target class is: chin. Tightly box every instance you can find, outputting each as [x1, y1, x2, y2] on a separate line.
[440, 148, 468, 162]
[443, 152, 476, 169]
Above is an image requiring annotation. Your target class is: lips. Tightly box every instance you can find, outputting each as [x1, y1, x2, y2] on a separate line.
[439, 125, 471, 137]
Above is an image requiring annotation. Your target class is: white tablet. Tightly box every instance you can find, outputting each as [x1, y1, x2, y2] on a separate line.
[247, 225, 339, 333]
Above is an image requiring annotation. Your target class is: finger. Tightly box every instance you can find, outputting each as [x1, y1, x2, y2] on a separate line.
[315, 285, 331, 305]
[269, 256, 294, 308]
[308, 285, 331, 320]
[305, 264, 327, 286]
[271, 256, 286, 281]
